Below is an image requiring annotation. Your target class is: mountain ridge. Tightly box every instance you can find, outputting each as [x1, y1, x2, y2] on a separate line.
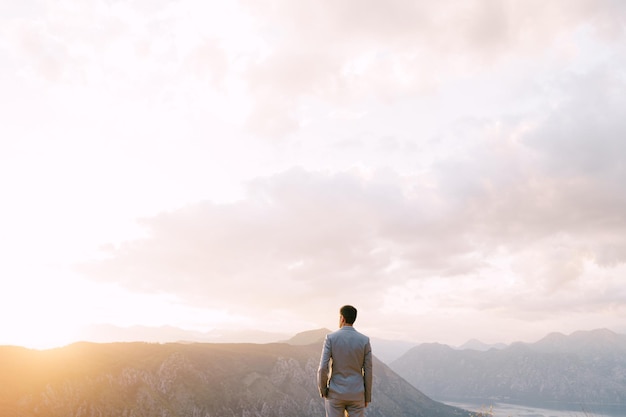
[0, 340, 471, 417]
[390, 328, 626, 407]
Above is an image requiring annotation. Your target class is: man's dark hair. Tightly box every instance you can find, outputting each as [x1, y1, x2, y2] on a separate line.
[340, 305, 357, 324]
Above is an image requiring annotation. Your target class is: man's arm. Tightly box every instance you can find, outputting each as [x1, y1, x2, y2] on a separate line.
[363, 339, 373, 403]
[317, 335, 332, 398]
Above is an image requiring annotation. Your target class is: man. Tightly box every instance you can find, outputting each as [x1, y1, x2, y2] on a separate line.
[317, 305, 373, 417]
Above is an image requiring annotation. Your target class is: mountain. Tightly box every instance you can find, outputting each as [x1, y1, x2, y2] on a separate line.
[390, 329, 626, 407]
[456, 339, 506, 351]
[283, 328, 331, 345]
[284, 328, 416, 363]
[533, 328, 624, 354]
[0, 341, 471, 417]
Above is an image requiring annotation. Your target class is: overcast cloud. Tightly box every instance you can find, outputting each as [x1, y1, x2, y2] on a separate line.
[1, 0, 625, 347]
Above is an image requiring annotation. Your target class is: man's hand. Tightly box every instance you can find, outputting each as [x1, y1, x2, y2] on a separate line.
[365, 402, 369, 408]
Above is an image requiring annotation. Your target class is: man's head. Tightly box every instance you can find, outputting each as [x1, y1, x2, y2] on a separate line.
[340, 305, 357, 325]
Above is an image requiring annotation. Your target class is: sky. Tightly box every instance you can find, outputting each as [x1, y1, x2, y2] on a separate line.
[1, 0, 625, 350]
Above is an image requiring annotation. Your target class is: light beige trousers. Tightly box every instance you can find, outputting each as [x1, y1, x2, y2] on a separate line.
[324, 398, 366, 417]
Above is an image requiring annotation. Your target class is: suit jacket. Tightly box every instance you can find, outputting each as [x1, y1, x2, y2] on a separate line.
[317, 325, 373, 402]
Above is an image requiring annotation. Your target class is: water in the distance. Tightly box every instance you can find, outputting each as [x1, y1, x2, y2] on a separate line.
[444, 400, 625, 417]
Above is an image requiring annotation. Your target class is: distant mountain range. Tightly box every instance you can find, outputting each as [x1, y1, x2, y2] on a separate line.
[76, 324, 527, 363]
[77, 323, 292, 344]
[77, 324, 419, 364]
[390, 328, 626, 408]
[0, 333, 470, 417]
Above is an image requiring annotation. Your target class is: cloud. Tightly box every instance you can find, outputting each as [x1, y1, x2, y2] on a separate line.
[525, 65, 626, 182]
[4, 0, 626, 344]
[81, 131, 626, 325]
[238, 0, 626, 137]
[4, 1, 624, 139]
[1, 0, 233, 96]
[82, 169, 423, 312]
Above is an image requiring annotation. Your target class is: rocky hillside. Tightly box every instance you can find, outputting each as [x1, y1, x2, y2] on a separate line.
[0, 341, 470, 417]
[390, 328, 626, 406]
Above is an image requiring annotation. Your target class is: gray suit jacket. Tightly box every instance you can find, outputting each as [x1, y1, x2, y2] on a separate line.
[317, 326, 373, 402]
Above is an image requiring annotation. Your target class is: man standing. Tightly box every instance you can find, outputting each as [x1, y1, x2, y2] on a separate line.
[318, 305, 373, 417]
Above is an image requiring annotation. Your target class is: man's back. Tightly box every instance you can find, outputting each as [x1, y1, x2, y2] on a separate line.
[318, 326, 372, 402]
